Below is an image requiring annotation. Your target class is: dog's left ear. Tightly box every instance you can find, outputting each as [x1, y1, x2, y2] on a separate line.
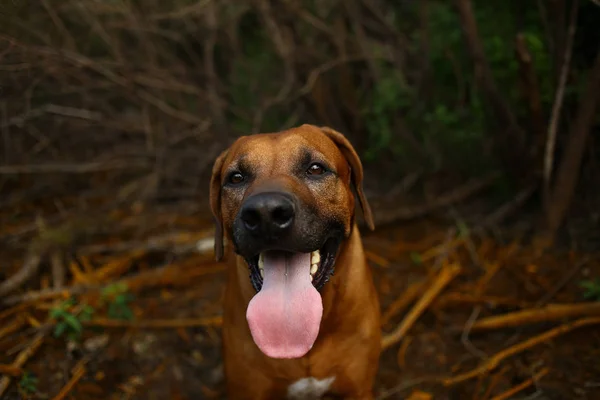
[209, 149, 230, 261]
[319, 126, 375, 230]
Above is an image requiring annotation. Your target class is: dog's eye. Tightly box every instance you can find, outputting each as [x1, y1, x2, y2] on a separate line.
[307, 163, 325, 176]
[228, 172, 245, 184]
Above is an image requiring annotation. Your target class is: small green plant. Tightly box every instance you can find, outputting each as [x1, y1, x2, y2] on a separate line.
[409, 252, 423, 265]
[580, 279, 600, 301]
[50, 298, 94, 341]
[456, 220, 470, 238]
[18, 371, 38, 395]
[101, 282, 134, 321]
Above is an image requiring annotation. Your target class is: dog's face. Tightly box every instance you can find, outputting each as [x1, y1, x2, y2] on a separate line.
[210, 124, 373, 290]
[209, 124, 374, 359]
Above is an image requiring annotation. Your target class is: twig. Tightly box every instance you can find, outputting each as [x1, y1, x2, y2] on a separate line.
[78, 231, 213, 255]
[0, 317, 26, 341]
[84, 316, 223, 329]
[469, 302, 600, 331]
[373, 172, 500, 227]
[536, 257, 592, 306]
[51, 358, 88, 400]
[0, 253, 42, 297]
[91, 249, 146, 282]
[480, 184, 537, 228]
[0, 365, 23, 377]
[490, 367, 549, 400]
[1, 104, 103, 129]
[381, 263, 461, 349]
[0, 330, 47, 396]
[381, 280, 426, 326]
[377, 377, 440, 400]
[435, 293, 530, 310]
[480, 365, 511, 400]
[443, 317, 600, 386]
[51, 251, 65, 289]
[543, 0, 579, 204]
[461, 306, 487, 359]
[2, 262, 225, 306]
[0, 159, 150, 174]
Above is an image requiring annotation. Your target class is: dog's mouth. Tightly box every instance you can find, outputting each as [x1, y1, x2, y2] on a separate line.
[245, 237, 340, 293]
[244, 238, 341, 359]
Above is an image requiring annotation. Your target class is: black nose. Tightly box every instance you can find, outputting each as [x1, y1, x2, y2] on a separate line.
[240, 192, 295, 235]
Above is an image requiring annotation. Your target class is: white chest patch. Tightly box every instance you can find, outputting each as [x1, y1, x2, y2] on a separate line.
[287, 376, 335, 399]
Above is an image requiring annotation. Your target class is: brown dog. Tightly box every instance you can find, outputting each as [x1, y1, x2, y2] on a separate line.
[209, 124, 381, 399]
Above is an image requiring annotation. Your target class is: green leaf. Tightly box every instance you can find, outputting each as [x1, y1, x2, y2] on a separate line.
[63, 314, 82, 333]
[54, 322, 66, 338]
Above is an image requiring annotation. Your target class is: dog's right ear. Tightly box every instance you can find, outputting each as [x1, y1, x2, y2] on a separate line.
[209, 149, 229, 261]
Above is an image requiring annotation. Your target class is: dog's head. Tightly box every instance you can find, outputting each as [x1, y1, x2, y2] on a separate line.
[209, 124, 374, 358]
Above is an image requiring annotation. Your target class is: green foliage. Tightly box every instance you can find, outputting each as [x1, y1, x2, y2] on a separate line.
[361, 0, 553, 176]
[50, 298, 94, 341]
[227, 11, 289, 133]
[362, 66, 412, 163]
[101, 282, 134, 321]
[580, 279, 600, 301]
[18, 371, 38, 395]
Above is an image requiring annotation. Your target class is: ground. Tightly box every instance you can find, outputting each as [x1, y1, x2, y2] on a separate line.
[1, 201, 600, 400]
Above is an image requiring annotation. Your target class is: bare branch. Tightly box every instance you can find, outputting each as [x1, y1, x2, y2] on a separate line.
[0, 160, 150, 174]
[543, 0, 579, 208]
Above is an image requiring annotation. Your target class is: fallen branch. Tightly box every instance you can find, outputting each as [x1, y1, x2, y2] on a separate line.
[381, 263, 461, 349]
[490, 367, 549, 400]
[0, 159, 150, 174]
[2, 262, 225, 306]
[78, 231, 214, 255]
[443, 317, 600, 386]
[0, 317, 26, 341]
[0, 253, 42, 298]
[434, 293, 530, 310]
[84, 316, 223, 329]
[0, 330, 47, 396]
[0, 365, 23, 377]
[469, 302, 600, 332]
[372, 172, 500, 227]
[381, 280, 426, 326]
[51, 358, 87, 400]
[536, 257, 592, 306]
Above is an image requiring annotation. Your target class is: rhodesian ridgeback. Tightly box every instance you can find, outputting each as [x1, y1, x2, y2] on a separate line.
[209, 124, 381, 399]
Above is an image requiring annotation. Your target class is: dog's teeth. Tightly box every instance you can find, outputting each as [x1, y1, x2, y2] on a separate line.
[260, 269, 264, 278]
[310, 274, 313, 282]
[311, 250, 320, 265]
[258, 253, 264, 269]
[310, 263, 318, 275]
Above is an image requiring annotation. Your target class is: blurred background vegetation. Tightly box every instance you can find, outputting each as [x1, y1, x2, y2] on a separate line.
[1, 0, 599, 246]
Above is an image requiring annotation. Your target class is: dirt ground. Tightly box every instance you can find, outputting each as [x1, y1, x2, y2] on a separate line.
[1, 200, 600, 400]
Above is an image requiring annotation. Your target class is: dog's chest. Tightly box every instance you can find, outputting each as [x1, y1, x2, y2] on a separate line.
[286, 376, 335, 399]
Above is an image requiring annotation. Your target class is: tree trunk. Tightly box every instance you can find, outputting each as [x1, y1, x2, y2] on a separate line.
[545, 51, 600, 240]
[453, 0, 525, 171]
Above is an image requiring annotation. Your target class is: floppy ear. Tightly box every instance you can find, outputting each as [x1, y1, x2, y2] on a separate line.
[319, 126, 375, 230]
[209, 149, 229, 261]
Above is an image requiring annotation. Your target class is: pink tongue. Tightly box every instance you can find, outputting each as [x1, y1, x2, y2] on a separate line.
[246, 251, 323, 359]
